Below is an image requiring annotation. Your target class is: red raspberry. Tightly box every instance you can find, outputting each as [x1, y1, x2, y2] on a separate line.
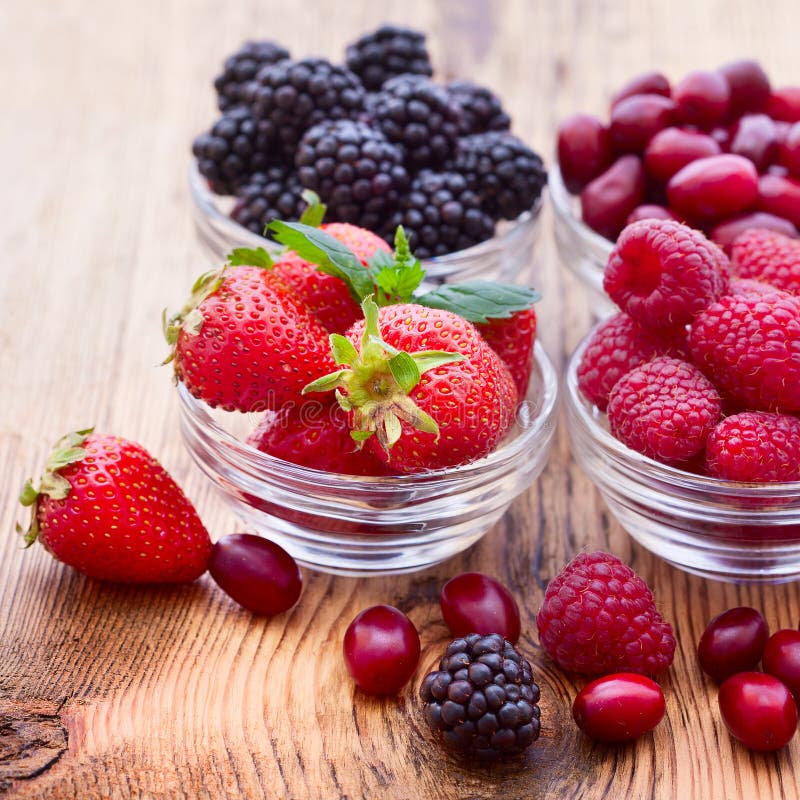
[607, 356, 722, 463]
[706, 412, 800, 482]
[689, 291, 800, 412]
[728, 277, 779, 299]
[603, 219, 730, 331]
[730, 228, 800, 295]
[536, 551, 676, 676]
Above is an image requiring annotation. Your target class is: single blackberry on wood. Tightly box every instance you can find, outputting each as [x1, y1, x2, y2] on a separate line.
[213, 40, 290, 111]
[446, 80, 511, 135]
[231, 166, 306, 236]
[381, 170, 494, 258]
[453, 132, 547, 221]
[371, 75, 462, 169]
[245, 58, 366, 152]
[420, 633, 541, 760]
[192, 107, 280, 195]
[345, 25, 433, 91]
[295, 120, 408, 230]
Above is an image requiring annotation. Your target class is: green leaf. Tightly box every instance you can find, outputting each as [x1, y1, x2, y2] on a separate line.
[414, 282, 541, 323]
[330, 334, 358, 366]
[268, 221, 374, 301]
[410, 350, 465, 374]
[303, 369, 348, 394]
[227, 247, 273, 268]
[19, 480, 38, 507]
[350, 430, 373, 442]
[298, 190, 327, 227]
[388, 352, 421, 394]
[383, 412, 403, 447]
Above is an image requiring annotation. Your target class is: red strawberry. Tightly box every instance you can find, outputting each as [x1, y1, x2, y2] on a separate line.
[477, 308, 537, 397]
[247, 401, 394, 476]
[730, 227, 800, 294]
[19, 430, 211, 583]
[306, 298, 518, 474]
[164, 264, 336, 412]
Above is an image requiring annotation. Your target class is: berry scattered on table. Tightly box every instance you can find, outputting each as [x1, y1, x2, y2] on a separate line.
[697, 607, 769, 682]
[209, 533, 302, 615]
[762, 629, 800, 703]
[536, 551, 676, 676]
[439, 573, 521, 643]
[345, 24, 432, 91]
[19, 429, 211, 583]
[420, 633, 540, 759]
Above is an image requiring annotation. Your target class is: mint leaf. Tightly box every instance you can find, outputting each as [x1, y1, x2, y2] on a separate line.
[228, 247, 274, 268]
[373, 261, 426, 305]
[268, 221, 374, 301]
[415, 282, 541, 323]
[298, 190, 327, 227]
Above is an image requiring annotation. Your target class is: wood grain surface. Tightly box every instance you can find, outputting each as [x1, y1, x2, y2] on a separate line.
[2, 1, 800, 798]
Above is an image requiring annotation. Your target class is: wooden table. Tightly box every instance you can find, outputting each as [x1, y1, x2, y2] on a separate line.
[3, 1, 800, 798]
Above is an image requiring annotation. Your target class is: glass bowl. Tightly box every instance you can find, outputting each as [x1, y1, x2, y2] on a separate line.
[177, 343, 558, 577]
[549, 163, 616, 318]
[565, 330, 800, 584]
[189, 160, 543, 286]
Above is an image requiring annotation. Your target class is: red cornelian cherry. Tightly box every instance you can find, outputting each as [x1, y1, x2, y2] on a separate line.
[557, 113, 613, 193]
[719, 60, 771, 117]
[343, 605, 420, 695]
[718, 672, 798, 752]
[572, 673, 666, 743]
[767, 87, 800, 123]
[667, 154, 759, 221]
[626, 204, 678, 225]
[697, 606, 768, 682]
[610, 94, 675, 154]
[763, 629, 800, 703]
[673, 70, 731, 129]
[209, 533, 303, 616]
[580, 155, 645, 239]
[730, 114, 779, 172]
[611, 71, 671, 109]
[439, 572, 521, 643]
[644, 127, 721, 182]
[758, 173, 800, 227]
[710, 211, 798, 252]
[780, 122, 800, 178]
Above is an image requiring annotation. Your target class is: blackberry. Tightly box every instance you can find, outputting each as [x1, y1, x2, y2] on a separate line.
[420, 634, 541, 760]
[230, 166, 306, 236]
[213, 40, 290, 111]
[381, 170, 494, 259]
[295, 120, 408, 230]
[446, 80, 511, 135]
[453, 132, 547, 221]
[345, 25, 433, 91]
[370, 75, 462, 169]
[245, 58, 366, 152]
[192, 107, 281, 195]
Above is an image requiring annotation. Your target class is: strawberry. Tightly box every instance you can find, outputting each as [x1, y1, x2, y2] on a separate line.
[306, 298, 518, 474]
[164, 262, 336, 413]
[19, 429, 211, 583]
[247, 400, 394, 476]
[476, 308, 537, 397]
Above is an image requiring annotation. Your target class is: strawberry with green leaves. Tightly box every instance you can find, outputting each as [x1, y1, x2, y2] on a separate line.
[19, 429, 212, 583]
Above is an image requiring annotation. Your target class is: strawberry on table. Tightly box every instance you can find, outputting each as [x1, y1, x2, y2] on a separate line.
[19, 429, 212, 583]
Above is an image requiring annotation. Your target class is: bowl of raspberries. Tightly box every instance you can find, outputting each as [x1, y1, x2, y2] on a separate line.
[167, 217, 557, 576]
[190, 25, 547, 286]
[565, 216, 800, 583]
[551, 60, 800, 314]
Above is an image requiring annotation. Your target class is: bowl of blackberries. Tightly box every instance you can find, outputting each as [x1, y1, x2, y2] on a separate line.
[551, 60, 800, 315]
[190, 26, 546, 285]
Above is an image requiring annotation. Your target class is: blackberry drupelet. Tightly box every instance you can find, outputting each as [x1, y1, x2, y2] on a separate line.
[453, 132, 547, 221]
[231, 166, 306, 235]
[245, 58, 366, 152]
[446, 80, 511, 135]
[420, 633, 541, 760]
[192, 107, 280, 195]
[295, 120, 408, 230]
[370, 75, 462, 169]
[381, 170, 494, 258]
[345, 25, 433, 91]
[214, 40, 290, 111]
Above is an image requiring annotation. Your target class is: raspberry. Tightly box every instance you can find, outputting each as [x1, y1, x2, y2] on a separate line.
[536, 551, 676, 676]
[706, 412, 800, 482]
[689, 291, 800, 412]
[731, 228, 800, 295]
[607, 356, 722, 463]
[603, 219, 730, 331]
[728, 277, 779, 298]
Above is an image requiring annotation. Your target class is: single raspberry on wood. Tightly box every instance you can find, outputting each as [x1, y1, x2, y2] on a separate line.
[536, 551, 676, 676]
[730, 227, 800, 295]
[705, 412, 800, 482]
[607, 356, 722, 464]
[603, 219, 730, 331]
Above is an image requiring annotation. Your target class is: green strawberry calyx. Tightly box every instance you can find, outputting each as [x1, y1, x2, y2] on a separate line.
[303, 297, 464, 452]
[17, 428, 94, 547]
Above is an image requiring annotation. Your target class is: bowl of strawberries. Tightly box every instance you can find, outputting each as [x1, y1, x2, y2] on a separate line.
[551, 60, 800, 316]
[565, 217, 800, 583]
[168, 220, 557, 575]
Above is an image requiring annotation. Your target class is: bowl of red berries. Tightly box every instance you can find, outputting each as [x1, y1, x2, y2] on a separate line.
[552, 60, 800, 315]
[189, 26, 546, 287]
[168, 220, 557, 576]
[565, 217, 800, 583]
